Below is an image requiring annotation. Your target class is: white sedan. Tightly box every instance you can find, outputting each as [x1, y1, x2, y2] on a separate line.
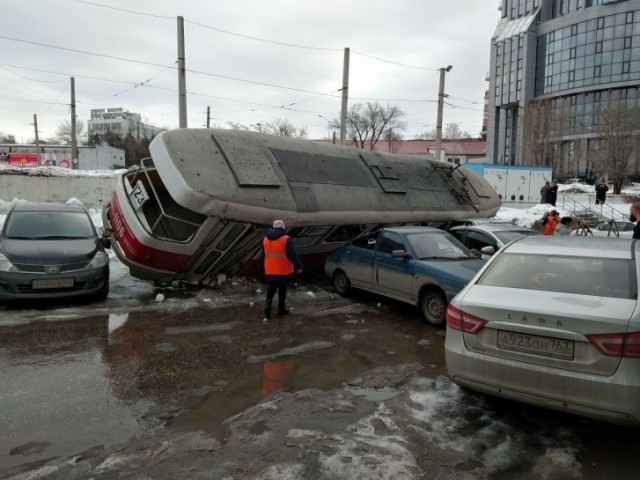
[590, 221, 636, 238]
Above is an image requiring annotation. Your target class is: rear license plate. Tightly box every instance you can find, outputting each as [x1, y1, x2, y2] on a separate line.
[497, 330, 574, 360]
[32, 278, 74, 289]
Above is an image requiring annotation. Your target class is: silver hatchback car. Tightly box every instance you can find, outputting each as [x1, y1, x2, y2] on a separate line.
[445, 236, 640, 425]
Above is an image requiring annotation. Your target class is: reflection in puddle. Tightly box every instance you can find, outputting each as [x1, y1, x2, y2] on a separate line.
[154, 342, 177, 352]
[208, 335, 233, 344]
[344, 386, 400, 401]
[165, 321, 241, 335]
[262, 359, 295, 397]
[247, 341, 334, 363]
[108, 312, 129, 335]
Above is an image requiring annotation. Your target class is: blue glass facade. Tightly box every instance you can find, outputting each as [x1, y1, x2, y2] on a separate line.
[487, 0, 640, 174]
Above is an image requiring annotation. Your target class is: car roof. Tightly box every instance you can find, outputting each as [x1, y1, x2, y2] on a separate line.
[10, 202, 87, 213]
[384, 226, 446, 234]
[458, 218, 512, 224]
[449, 224, 533, 232]
[504, 235, 635, 259]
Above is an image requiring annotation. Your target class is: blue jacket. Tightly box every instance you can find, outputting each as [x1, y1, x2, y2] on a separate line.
[261, 227, 304, 280]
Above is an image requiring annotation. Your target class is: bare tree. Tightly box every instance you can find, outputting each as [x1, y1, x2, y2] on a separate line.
[445, 123, 471, 139]
[55, 119, 85, 145]
[521, 98, 569, 169]
[596, 101, 640, 194]
[264, 118, 307, 138]
[0, 132, 17, 143]
[227, 122, 250, 131]
[416, 128, 436, 140]
[333, 101, 406, 149]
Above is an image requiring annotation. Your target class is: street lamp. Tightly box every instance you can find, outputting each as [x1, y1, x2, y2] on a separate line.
[318, 115, 335, 142]
[435, 65, 453, 162]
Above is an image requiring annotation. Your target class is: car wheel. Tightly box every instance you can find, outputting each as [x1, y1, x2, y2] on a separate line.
[420, 289, 446, 327]
[332, 270, 350, 296]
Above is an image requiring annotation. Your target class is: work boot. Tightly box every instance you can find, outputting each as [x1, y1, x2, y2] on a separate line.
[264, 300, 272, 318]
[277, 306, 289, 316]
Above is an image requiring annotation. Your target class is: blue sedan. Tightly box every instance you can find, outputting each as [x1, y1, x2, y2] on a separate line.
[324, 226, 486, 326]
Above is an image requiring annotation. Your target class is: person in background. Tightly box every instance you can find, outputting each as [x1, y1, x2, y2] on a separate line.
[543, 210, 560, 235]
[262, 219, 303, 318]
[595, 179, 609, 205]
[540, 181, 551, 205]
[555, 216, 573, 235]
[548, 181, 559, 207]
[630, 203, 640, 239]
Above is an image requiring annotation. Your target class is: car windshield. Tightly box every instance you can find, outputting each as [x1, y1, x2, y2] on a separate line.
[477, 253, 637, 299]
[4, 211, 95, 239]
[493, 229, 540, 244]
[406, 231, 473, 259]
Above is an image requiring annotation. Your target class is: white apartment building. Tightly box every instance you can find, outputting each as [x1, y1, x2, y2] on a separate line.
[87, 107, 165, 141]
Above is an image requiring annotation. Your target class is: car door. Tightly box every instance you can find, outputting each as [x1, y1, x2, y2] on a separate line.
[374, 231, 414, 301]
[340, 234, 377, 289]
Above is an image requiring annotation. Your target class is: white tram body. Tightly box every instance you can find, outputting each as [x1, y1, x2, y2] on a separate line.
[103, 129, 501, 284]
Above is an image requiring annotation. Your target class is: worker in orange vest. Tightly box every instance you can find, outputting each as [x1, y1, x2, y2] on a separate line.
[543, 210, 560, 235]
[262, 220, 303, 318]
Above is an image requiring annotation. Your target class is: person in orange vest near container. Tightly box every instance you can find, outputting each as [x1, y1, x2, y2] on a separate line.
[262, 220, 303, 318]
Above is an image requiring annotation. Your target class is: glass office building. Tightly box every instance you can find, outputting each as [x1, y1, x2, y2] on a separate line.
[487, 0, 640, 178]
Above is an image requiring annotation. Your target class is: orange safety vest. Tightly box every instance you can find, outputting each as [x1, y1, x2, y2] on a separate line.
[544, 216, 559, 235]
[263, 235, 294, 275]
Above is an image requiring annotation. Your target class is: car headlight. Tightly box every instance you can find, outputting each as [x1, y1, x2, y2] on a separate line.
[86, 251, 109, 269]
[0, 251, 17, 272]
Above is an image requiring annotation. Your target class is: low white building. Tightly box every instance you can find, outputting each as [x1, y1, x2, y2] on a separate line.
[0, 143, 125, 170]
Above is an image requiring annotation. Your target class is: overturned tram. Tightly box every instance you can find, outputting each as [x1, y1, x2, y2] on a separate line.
[103, 129, 501, 284]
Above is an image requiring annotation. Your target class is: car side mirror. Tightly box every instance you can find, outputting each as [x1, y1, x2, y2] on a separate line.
[100, 237, 112, 249]
[480, 245, 496, 255]
[391, 249, 410, 258]
[470, 248, 482, 258]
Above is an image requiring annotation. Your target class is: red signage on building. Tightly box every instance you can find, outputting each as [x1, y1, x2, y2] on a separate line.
[8, 153, 38, 168]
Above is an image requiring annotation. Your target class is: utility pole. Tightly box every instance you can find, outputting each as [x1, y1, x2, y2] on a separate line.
[33, 114, 41, 165]
[177, 16, 188, 128]
[71, 77, 78, 169]
[339, 47, 350, 145]
[206, 106, 210, 128]
[435, 65, 452, 162]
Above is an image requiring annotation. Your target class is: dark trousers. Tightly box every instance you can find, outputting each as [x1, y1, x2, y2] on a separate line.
[266, 280, 288, 310]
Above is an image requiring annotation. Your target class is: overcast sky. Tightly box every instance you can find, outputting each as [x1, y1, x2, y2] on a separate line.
[1, 0, 499, 144]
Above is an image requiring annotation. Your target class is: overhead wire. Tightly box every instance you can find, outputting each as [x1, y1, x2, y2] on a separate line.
[5, 1, 483, 136]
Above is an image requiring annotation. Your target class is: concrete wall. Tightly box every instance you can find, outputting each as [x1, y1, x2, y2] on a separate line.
[0, 171, 119, 210]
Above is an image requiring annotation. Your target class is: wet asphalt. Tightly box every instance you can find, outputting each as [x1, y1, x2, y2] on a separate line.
[1, 278, 640, 479]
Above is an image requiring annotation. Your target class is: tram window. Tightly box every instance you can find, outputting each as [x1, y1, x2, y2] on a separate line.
[201, 221, 228, 247]
[291, 236, 322, 248]
[194, 251, 221, 275]
[352, 234, 377, 250]
[287, 227, 305, 238]
[129, 169, 206, 243]
[217, 224, 246, 251]
[323, 225, 367, 244]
